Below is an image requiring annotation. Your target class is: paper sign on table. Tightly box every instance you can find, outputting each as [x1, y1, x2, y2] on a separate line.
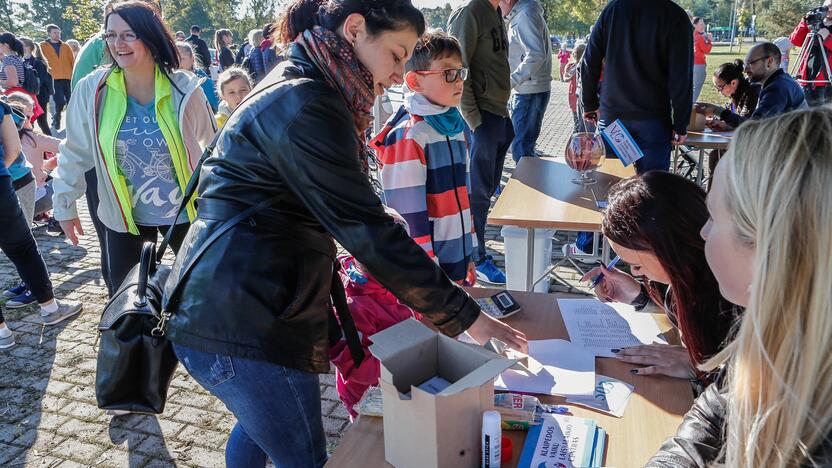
[495, 339, 595, 397]
[601, 119, 644, 166]
[567, 374, 635, 418]
[557, 298, 667, 357]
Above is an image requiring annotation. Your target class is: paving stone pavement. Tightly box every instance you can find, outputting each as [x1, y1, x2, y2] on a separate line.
[0, 80, 586, 467]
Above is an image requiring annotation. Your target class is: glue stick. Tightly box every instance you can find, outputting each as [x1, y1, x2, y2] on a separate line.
[482, 410, 501, 468]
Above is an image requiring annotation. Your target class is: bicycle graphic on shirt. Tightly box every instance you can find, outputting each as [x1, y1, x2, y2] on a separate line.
[116, 138, 183, 218]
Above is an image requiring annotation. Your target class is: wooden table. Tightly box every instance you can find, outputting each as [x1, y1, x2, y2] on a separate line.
[675, 130, 733, 186]
[327, 289, 695, 468]
[487, 157, 636, 290]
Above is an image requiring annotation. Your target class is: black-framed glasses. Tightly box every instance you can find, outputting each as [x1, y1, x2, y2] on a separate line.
[104, 31, 139, 43]
[415, 67, 469, 83]
[714, 82, 728, 92]
[746, 55, 770, 67]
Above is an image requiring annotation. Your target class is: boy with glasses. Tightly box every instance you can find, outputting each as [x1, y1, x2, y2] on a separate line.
[371, 31, 477, 286]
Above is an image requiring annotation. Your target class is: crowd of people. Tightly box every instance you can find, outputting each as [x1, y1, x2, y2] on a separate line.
[1, 0, 832, 466]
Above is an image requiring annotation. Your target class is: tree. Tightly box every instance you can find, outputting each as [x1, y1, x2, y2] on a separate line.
[63, 0, 103, 41]
[30, 0, 75, 38]
[758, 0, 816, 37]
[421, 4, 453, 30]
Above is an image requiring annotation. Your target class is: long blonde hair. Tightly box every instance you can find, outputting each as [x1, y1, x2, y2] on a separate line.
[704, 107, 832, 466]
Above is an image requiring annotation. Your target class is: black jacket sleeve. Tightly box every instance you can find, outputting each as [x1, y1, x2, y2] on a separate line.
[719, 107, 745, 129]
[219, 48, 235, 71]
[668, 13, 694, 135]
[247, 92, 481, 337]
[198, 40, 212, 71]
[580, 10, 607, 113]
[645, 383, 726, 467]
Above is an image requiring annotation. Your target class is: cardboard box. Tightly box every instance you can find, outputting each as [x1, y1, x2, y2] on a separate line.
[369, 319, 516, 468]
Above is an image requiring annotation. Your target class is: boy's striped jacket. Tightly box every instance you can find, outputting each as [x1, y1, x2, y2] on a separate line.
[370, 107, 476, 283]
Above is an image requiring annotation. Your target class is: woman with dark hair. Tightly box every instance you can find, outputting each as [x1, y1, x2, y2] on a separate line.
[19, 37, 54, 136]
[163, 0, 526, 465]
[705, 60, 761, 177]
[709, 60, 761, 130]
[0, 33, 45, 121]
[52, 0, 217, 295]
[581, 171, 739, 391]
[214, 28, 235, 71]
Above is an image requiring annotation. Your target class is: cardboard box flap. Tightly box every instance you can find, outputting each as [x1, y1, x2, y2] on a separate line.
[369, 318, 435, 361]
[439, 355, 516, 395]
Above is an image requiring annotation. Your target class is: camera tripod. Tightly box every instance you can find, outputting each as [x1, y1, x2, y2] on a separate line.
[791, 28, 832, 88]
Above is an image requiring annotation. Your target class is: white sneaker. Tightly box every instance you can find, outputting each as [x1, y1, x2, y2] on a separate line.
[0, 332, 15, 349]
[562, 243, 597, 263]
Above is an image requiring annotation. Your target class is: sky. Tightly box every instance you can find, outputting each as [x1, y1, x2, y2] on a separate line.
[412, 0, 467, 8]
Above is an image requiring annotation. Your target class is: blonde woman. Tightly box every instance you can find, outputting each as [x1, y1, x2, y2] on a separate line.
[647, 107, 832, 466]
[213, 28, 234, 71]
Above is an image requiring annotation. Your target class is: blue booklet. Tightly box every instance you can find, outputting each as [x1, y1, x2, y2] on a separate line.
[518, 414, 606, 467]
[601, 119, 644, 167]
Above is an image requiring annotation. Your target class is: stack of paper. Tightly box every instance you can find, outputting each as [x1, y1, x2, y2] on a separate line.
[494, 339, 596, 397]
[518, 413, 607, 467]
[557, 298, 667, 357]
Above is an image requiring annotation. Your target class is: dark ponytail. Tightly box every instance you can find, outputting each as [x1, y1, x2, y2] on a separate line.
[276, 0, 426, 44]
[714, 59, 747, 85]
[0, 33, 24, 57]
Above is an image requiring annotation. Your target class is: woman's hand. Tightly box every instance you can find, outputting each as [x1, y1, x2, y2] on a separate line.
[59, 218, 84, 245]
[706, 118, 730, 132]
[581, 265, 642, 303]
[612, 344, 694, 379]
[466, 311, 528, 354]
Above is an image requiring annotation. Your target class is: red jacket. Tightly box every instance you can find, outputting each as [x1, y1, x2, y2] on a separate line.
[694, 33, 712, 65]
[790, 20, 832, 87]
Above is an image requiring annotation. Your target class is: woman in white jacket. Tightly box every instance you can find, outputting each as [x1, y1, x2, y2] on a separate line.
[52, 0, 216, 295]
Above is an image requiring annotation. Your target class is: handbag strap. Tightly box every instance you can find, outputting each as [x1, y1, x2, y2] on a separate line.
[155, 68, 291, 264]
[330, 264, 366, 366]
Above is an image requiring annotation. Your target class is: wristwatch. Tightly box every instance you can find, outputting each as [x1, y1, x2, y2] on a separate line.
[630, 284, 651, 311]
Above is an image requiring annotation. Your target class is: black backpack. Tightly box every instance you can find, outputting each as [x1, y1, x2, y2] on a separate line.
[22, 61, 40, 94]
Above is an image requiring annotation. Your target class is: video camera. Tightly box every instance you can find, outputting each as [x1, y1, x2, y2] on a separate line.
[805, 5, 830, 30]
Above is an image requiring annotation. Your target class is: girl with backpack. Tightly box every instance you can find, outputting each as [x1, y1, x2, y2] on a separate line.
[0, 33, 44, 122]
[19, 37, 53, 136]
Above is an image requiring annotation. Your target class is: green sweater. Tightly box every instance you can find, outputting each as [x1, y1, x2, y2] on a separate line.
[71, 34, 107, 91]
[447, 0, 511, 129]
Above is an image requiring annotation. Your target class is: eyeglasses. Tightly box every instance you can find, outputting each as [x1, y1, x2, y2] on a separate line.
[714, 82, 727, 92]
[415, 68, 469, 83]
[746, 55, 770, 67]
[103, 32, 139, 43]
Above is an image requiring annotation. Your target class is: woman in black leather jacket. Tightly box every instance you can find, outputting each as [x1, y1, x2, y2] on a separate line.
[162, 1, 526, 466]
[647, 108, 832, 467]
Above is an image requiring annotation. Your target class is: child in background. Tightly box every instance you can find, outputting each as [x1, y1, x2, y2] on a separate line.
[370, 30, 477, 286]
[329, 208, 422, 420]
[214, 67, 253, 128]
[557, 43, 571, 80]
[564, 42, 587, 132]
[175, 41, 220, 113]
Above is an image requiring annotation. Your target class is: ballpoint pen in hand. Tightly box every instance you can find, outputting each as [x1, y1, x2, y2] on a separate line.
[590, 255, 621, 288]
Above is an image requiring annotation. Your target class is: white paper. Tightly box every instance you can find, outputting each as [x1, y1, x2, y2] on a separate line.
[495, 339, 595, 397]
[566, 374, 635, 418]
[601, 119, 644, 166]
[557, 298, 667, 357]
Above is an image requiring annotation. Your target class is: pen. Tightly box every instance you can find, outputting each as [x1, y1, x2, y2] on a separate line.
[590, 255, 621, 288]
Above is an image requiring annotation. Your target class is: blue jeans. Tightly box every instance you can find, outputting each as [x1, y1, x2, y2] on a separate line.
[470, 110, 514, 263]
[599, 116, 672, 174]
[509, 91, 551, 162]
[173, 344, 327, 468]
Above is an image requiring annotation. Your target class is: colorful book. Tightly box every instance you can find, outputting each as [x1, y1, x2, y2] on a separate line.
[517, 414, 606, 467]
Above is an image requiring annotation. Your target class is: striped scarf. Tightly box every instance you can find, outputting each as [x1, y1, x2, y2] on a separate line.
[295, 26, 375, 133]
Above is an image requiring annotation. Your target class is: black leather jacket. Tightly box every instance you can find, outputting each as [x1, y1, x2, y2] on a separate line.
[647, 378, 832, 467]
[163, 44, 481, 373]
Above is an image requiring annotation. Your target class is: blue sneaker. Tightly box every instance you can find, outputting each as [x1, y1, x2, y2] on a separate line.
[5, 289, 36, 309]
[2, 282, 26, 298]
[476, 257, 507, 285]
